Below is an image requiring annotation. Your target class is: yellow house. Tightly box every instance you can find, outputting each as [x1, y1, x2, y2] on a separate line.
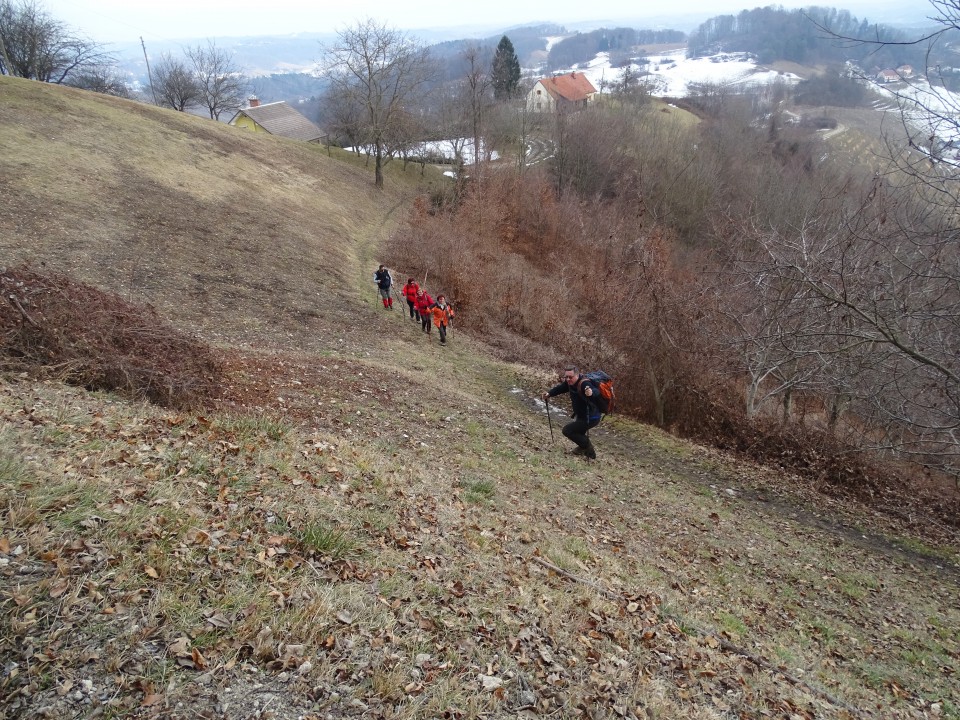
[228, 98, 324, 142]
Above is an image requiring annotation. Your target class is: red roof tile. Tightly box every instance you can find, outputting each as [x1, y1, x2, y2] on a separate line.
[540, 72, 597, 102]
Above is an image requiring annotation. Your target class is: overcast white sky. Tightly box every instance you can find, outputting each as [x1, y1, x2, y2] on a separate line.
[39, 0, 912, 44]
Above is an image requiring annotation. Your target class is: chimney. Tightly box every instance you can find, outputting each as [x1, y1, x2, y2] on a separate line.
[248, 96, 260, 108]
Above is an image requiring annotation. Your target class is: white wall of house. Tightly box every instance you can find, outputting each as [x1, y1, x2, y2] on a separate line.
[526, 81, 556, 113]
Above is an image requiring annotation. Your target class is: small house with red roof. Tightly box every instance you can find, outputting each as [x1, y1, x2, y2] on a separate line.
[876, 69, 899, 84]
[526, 72, 597, 114]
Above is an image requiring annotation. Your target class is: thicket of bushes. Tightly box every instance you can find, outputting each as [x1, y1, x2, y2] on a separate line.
[0, 266, 221, 408]
[388, 96, 960, 522]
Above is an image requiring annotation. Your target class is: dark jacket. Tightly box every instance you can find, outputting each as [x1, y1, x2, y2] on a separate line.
[374, 269, 392, 290]
[547, 377, 602, 422]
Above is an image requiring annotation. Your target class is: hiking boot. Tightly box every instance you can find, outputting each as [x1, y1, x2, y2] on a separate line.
[585, 444, 597, 460]
[571, 446, 586, 456]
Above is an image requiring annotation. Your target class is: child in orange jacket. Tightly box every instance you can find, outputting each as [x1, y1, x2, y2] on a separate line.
[431, 295, 455, 345]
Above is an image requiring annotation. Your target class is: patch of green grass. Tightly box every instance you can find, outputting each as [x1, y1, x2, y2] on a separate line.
[298, 522, 355, 560]
[853, 660, 889, 689]
[359, 508, 396, 533]
[810, 619, 837, 645]
[717, 611, 748, 638]
[840, 580, 865, 601]
[564, 537, 593, 563]
[217, 413, 291, 442]
[463, 479, 495, 504]
[773, 645, 796, 664]
[894, 536, 959, 564]
[0, 444, 29, 486]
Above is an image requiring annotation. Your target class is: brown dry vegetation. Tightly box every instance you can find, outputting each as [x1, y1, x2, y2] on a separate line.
[0, 266, 221, 408]
[0, 76, 958, 720]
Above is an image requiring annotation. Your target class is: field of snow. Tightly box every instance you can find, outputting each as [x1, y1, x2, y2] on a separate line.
[556, 48, 801, 99]
[345, 139, 498, 165]
[552, 47, 958, 148]
[874, 76, 960, 147]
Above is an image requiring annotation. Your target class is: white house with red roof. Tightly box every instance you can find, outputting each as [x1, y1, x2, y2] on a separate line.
[526, 72, 597, 113]
[876, 69, 900, 84]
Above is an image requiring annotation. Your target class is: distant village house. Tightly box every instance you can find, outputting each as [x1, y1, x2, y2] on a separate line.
[228, 97, 325, 143]
[526, 72, 597, 114]
[875, 69, 899, 84]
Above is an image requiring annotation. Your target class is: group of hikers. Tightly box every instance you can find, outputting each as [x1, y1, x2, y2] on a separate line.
[374, 265, 456, 345]
[375, 265, 609, 460]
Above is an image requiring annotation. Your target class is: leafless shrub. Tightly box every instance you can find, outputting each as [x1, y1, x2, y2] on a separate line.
[0, 265, 221, 408]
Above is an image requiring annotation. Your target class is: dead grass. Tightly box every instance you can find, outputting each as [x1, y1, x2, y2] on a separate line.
[0, 75, 445, 350]
[1, 369, 957, 719]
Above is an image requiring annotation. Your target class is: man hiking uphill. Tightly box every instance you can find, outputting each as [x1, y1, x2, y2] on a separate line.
[543, 366, 603, 460]
[374, 265, 394, 310]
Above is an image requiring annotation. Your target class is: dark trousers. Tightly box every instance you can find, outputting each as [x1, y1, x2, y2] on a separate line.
[421, 314, 431, 333]
[438, 323, 447, 343]
[407, 300, 419, 319]
[562, 418, 599, 450]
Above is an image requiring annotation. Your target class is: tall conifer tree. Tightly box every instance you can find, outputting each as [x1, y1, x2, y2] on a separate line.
[491, 35, 521, 100]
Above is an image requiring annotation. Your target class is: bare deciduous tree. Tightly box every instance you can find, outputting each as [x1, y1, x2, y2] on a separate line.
[461, 44, 492, 175]
[747, 184, 960, 479]
[66, 64, 130, 98]
[321, 83, 368, 152]
[323, 18, 434, 188]
[0, 0, 110, 83]
[185, 40, 247, 121]
[151, 52, 202, 112]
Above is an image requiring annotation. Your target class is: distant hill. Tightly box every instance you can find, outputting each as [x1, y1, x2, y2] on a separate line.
[687, 5, 929, 67]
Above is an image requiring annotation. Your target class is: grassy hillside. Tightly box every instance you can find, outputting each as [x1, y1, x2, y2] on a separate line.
[1, 78, 958, 720]
[0, 76, 440, 349]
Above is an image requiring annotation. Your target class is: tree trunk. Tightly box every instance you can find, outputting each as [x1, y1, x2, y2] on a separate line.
[374, 143, 384, 188]
[781, 387, 793, 424]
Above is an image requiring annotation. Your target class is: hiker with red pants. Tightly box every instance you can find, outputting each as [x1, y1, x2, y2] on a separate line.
[402, 277, 421, 321]
[374, 265, 394, 310]
[542, 365, 602, 459]
[431, 295, 455, 345]
[414, 287, 434, 335]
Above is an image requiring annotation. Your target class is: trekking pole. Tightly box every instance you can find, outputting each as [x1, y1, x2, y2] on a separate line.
[545, 395, 555, 442]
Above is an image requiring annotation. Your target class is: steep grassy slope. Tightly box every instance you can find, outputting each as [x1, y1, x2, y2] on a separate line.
[0, 76, 437, 348]
[1, 78, 958, 720]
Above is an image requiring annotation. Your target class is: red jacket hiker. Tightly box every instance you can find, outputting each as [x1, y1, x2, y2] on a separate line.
[402, 279, 420, 320]
[402, 280, 419, 302]
[414, 289, 434, 333]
